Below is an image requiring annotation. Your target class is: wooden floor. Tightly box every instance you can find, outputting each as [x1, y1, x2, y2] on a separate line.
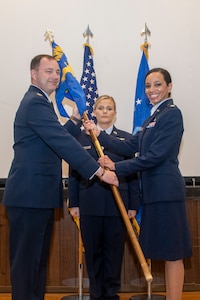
[0, 292, 200, 300]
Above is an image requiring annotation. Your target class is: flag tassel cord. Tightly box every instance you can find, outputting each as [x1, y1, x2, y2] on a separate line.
[82, 112, 153, 283]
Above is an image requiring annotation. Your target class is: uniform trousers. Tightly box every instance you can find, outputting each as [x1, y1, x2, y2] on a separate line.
[80, 215, 126, 300]
[6, 206, 54, 300]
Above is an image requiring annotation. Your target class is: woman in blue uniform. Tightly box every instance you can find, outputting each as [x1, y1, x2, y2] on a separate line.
[85, 69, 192, 300]
[68, 95, 139, 300]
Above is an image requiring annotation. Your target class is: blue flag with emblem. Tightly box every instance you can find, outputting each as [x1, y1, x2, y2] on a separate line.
[133, 43, 152, 226]
[132, 43, 152, 134]
[80, 44, 99, 121]
[52, 41, 86, 117]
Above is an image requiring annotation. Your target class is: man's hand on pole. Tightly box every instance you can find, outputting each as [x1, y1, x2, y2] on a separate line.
[96, 167, 119, 187]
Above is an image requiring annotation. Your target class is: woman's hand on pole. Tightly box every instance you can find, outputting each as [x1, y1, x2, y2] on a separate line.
[98, 155, 116, 171]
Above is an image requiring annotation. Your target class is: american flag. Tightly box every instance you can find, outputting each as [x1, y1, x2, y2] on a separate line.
[80, 44, 99, 121]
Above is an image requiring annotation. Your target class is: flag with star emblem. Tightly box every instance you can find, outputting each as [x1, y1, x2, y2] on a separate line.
[52, 41, 86, 118]
[132, 44, 152, 134]
[132, 44, 152, 227]
[80, 44, 99, 121]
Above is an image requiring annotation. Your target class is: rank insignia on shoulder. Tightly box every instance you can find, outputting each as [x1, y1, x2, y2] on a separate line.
[170, 104, 176, 107]
[36, 93, 43, 97]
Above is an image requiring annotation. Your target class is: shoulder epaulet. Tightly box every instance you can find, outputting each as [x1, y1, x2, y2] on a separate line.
[168, 104, 176, 108]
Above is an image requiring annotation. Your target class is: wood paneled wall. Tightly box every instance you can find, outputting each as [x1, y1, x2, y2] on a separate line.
[0, 188, 200, 293]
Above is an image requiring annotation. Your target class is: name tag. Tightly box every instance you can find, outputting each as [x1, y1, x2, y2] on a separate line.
[117, 137, 125, 140]
[83, 145, 92, 150]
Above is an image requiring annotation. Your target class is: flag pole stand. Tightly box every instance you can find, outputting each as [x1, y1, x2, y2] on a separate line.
[61, 230, 90, 300]
[130, 260, 166, 300]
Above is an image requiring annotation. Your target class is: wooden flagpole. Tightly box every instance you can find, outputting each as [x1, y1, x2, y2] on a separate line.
[82, 112, 153, 283]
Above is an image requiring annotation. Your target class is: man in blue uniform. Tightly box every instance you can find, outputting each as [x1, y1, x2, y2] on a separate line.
[2, 55, 118, 300]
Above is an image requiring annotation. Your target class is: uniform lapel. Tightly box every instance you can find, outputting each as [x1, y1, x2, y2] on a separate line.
[139, 99, 173, 146]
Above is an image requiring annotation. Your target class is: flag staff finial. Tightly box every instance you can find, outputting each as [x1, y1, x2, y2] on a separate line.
[44, 29, 54, 44]
[83, 25, 93, 44]
[140, 23, 151, 60]
[140, 23, 151, 43]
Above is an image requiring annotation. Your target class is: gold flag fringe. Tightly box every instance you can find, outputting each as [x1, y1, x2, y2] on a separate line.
[83, 43, 94, 56]
[140, 42, 151, 60]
